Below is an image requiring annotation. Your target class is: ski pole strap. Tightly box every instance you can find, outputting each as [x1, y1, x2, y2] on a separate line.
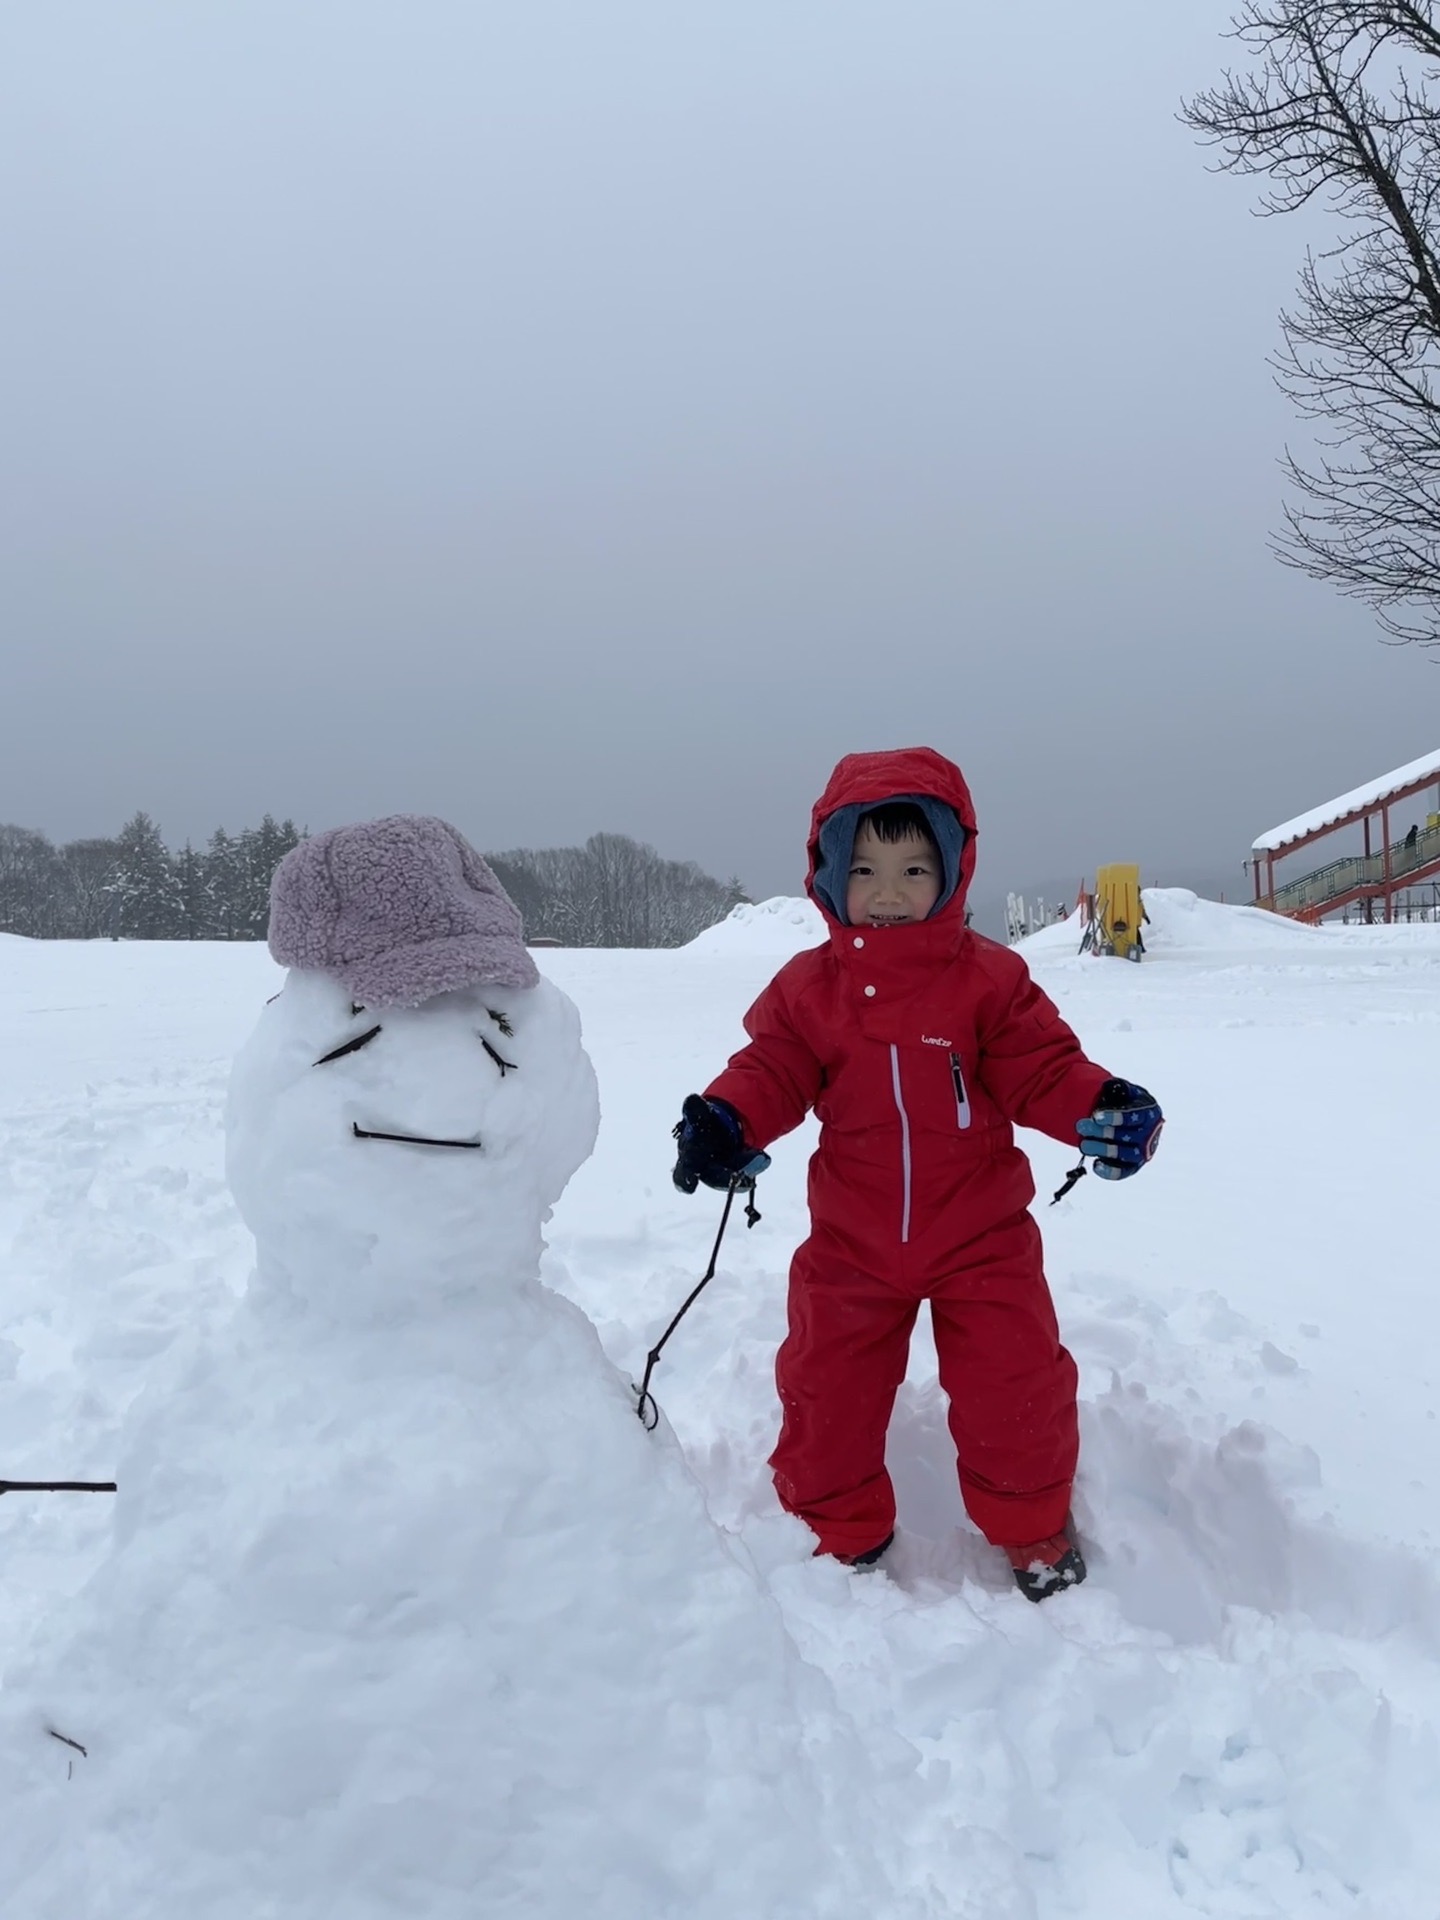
[635, 1175, 760, 1430]
[1050, 1159, 1088, 1206]
[0, 1479, 117, 1496]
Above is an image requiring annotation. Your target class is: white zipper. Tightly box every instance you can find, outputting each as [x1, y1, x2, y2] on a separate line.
[889, 1044, 912, 1244]
[949, 1051, 972, 1130]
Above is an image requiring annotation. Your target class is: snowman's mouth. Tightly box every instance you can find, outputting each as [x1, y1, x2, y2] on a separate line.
[352, 1122, 484, 1152]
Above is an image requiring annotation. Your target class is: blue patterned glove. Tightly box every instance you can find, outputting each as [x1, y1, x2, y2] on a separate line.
[1076, 1079, 1163, 1181]
[672, 1095, 772, 1194]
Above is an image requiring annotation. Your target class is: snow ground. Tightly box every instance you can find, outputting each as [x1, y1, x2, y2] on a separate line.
[3, 899, 1440, 1915]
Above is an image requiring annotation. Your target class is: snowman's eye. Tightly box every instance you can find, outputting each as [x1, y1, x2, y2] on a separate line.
[314, 1022, 382, 1066]
[486, 1008, 515, 1038]
[481, 1036, 517, 1077]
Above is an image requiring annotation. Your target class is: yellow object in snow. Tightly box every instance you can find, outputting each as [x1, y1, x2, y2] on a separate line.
[1093, 864, 1144, 961]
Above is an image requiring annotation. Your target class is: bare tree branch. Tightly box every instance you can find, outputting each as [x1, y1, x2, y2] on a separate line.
[1185, 1, 1440, 644]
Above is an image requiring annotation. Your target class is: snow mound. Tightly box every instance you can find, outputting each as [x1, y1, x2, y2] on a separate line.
[687, 895, 826, 955]
[1016, 888, 1319, 960]
[1010, 905, 1087, 957]
[1140, 887, 1319, 952]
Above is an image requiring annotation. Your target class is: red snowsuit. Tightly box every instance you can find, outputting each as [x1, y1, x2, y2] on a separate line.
[706, 748, 1111, 1559]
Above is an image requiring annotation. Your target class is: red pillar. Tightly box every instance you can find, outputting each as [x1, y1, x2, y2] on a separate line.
[1364, 813, 1375, 923]
[1382, 803, 1394, 923]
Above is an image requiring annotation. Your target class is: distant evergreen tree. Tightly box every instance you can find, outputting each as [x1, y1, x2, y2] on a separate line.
[175, 842, 210, 939]
[109, 812, 183, 938]
[233, 815, 303, 938]
[203, 829, 242, 940]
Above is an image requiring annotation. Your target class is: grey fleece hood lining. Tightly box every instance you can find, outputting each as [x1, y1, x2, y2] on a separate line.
[811, 794, 969, 926]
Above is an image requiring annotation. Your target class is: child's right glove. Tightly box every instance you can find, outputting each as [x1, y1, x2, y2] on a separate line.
[1075, 1078, 1164, 1180]
[672, 1094, 772, 1194]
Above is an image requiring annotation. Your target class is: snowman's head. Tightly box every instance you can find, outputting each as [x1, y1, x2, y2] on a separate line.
[226, 969, 598, 1327]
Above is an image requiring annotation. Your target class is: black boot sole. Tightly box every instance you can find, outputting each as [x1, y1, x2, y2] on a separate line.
[844, 1531, 895, 1568]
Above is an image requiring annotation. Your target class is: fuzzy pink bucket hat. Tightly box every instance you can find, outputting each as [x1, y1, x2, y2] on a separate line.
[268, 815, 539, 1006]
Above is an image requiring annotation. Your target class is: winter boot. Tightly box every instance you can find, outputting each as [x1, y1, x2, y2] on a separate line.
[1005, 1532, 1086, 1603]
[842, 1531, 894, 1569]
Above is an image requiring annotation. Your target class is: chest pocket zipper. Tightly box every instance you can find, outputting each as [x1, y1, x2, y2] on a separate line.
[949, 1052, 972, 1130]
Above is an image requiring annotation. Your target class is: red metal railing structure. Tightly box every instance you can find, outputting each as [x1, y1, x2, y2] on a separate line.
[1253, 749, 1440, 923]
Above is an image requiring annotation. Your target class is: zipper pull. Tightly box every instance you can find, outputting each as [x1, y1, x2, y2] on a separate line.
[949, 1052, 972, 1130]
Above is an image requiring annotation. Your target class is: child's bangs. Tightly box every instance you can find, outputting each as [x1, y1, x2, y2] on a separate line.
[859, 802, 937, 846]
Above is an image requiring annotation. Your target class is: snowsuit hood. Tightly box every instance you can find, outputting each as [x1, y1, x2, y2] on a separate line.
[807, 748, 977, 932]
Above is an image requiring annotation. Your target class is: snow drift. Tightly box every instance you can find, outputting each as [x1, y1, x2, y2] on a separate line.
[6, 908, 1440, 1914]
[686, 895, 825, 955]
[1017, 886, 1321, 960]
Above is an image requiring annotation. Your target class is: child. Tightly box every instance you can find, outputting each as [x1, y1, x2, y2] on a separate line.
[672, 747, 1162, 1600]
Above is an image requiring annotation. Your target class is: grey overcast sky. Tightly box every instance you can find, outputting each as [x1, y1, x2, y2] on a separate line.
[3, 1, 1436, 921]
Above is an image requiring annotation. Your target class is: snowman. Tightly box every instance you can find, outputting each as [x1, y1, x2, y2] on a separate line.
[0, 818, 903, 1920]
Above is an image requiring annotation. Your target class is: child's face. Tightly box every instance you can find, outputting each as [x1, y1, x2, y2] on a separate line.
[845, 822, 943, 927]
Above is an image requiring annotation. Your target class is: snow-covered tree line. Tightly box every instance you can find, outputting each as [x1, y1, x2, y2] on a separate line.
[0, 818, 748, 947]
[0, 814, 304, 940]
[487, 833, 748, 947]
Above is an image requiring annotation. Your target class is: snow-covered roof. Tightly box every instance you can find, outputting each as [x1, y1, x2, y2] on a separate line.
[1253, 748, 1440, 853]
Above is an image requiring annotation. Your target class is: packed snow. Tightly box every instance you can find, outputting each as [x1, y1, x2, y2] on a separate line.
[0, 959, 913, 1919]
[3, 897, 1440, 1916]
[1252, 745, 1440, 851]
[684, 893, 825, 955]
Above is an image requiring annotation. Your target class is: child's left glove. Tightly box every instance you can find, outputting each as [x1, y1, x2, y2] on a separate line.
[1076, 1078, 1163, 1180]
[672, 1095, 772, 1194]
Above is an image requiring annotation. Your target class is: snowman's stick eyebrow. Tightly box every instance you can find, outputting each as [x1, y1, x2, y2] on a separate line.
[314, 1023, 383, 1066]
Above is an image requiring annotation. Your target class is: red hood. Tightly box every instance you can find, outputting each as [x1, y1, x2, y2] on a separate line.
[805, 746, 978, 932]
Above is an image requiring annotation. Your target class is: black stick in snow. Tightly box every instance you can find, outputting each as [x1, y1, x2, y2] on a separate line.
[0, 1479, 118, 1496]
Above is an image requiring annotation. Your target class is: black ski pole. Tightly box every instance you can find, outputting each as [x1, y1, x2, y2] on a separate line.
[634, 1176, 759, 1431]
[0, 1479, 117, 1497]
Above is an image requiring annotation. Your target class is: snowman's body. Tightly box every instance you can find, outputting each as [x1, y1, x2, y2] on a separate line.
[0, 967, 895, 1919]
